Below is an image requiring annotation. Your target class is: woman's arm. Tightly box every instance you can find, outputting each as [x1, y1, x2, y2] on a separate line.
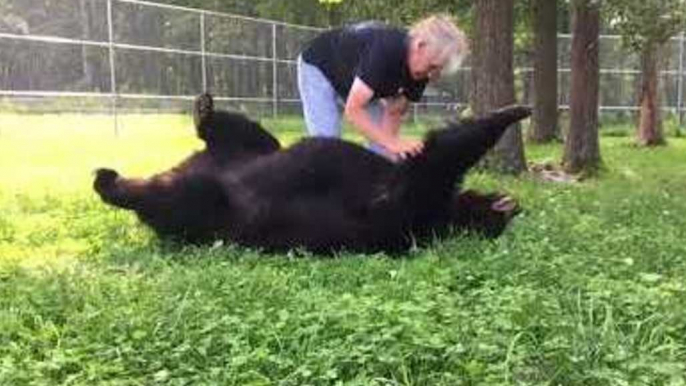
[344, 77, 423, 158]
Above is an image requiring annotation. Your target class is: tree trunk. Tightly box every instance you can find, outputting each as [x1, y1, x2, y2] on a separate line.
[637, 42, 666, 146]
[529, 0, 558, 143]
[563, 0, 601, 174]
[471, 0, 526, 174]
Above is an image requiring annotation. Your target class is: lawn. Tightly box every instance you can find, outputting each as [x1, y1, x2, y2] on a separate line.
[1, 113, 686, 385]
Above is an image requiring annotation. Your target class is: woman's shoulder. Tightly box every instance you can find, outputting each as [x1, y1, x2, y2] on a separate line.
[343, 21, 406, 39]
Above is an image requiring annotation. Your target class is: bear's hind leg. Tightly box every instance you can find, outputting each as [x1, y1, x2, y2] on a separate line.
[193, 93, 215, 141]
[93, 168, 157, 210]
[192, 93, 280, 161]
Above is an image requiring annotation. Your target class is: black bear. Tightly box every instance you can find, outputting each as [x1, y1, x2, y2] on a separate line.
[94, 94, 530, 254]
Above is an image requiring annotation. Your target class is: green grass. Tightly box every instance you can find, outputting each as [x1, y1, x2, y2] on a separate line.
[1, 113, 686, 385]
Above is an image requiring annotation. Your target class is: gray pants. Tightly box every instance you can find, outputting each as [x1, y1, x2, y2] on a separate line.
[297, 55, 387, 155]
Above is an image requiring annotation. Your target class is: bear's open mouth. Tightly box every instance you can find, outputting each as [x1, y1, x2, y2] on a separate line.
[491, 196, 517, 212]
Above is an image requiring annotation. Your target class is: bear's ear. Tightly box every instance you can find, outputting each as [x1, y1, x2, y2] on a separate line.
[193, 93, 215, 137]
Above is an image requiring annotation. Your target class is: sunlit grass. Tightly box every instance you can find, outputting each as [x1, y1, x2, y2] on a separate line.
[1, 113, 686, 385]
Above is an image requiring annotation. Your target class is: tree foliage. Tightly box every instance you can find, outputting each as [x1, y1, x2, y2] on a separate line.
[605, 0, 686, 50]
[151, 0, 473, 27]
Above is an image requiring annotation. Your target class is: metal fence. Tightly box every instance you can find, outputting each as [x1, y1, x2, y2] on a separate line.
[0, 0, 685, 128]
[550, 32, 685, 125]
[0, 0, 325, 124]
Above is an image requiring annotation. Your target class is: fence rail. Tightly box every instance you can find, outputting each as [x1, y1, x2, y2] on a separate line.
[0, 0, 685, 129]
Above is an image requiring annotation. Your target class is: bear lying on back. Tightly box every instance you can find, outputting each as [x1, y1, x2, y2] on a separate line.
[94, 94, 530, 254]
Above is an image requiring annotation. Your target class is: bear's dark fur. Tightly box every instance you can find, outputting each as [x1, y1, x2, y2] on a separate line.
[94, 94, 530, 254]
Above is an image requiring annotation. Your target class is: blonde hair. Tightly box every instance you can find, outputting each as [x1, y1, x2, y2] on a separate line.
[409, 15, 469, 74]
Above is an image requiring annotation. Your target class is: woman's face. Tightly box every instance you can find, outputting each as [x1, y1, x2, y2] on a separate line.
[408, 40, 447, 81]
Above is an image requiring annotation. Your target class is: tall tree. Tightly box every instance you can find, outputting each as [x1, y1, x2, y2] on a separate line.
[563, 0, 601, 174]
[528, 0, 558, 143]
[471, 0, 526, 174]
[605, 0, 686, 146]
[637, 42, 666, 145]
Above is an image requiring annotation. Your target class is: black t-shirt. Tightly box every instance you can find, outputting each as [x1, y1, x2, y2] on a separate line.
[301, 22, 427, 102]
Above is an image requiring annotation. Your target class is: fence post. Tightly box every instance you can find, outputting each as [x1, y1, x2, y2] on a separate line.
[677, 32, 684, 131]
[106, 0, 118, 136]
[200, 11, 207, 93]
[271, 23, 278, 118]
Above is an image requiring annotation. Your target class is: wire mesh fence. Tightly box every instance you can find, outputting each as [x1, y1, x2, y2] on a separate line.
[0, 0, 685, 130]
